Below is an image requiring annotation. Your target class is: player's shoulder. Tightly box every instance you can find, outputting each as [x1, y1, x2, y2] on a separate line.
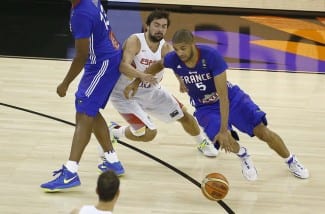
[123, 34, 141, 50]
[164, 51, 179, 67]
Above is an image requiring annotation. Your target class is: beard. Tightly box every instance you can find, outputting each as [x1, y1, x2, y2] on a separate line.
[148, 33, 163, 43]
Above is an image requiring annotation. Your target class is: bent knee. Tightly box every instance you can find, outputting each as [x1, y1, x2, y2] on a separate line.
[253, 123, 271, 140]
[141, 128, 157, 142]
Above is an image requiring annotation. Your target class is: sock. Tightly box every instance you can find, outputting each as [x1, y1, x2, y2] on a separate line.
[65, 161, 79, 173]
[284, 153, 293, 163]
[237, 146, 248, 158]
[194, 134, 205, 144]
[104, 151, 119, 163]
[112, 126, 127, 139]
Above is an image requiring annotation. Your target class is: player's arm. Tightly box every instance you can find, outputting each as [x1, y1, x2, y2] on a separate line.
[123, 59, 165, 99]
[213, 71, 235, 152]
[57, 38, 89, 97]
[174, 73, 188, 93]
[161, 44, 187, 92]
[119, 35, 156, 83]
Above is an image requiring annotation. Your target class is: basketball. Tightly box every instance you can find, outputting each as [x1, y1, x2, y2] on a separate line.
[201, 172, 229, 201]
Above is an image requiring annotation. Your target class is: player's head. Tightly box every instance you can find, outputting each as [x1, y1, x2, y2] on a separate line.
[172, 29, 195, 63]
[96, 170, 120, 202]
[145, 10, 170, 42]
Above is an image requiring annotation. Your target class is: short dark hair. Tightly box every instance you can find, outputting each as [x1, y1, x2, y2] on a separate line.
[172, 29, 194, 44]
[97, 170, 120, 202]
[146, 10, 170, 27]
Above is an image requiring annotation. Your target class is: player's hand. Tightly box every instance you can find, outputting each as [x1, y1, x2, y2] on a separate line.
[139, 73, 157, 85]
[124, 79, 140, 99]
[216, 131, 236, 153]
[56, 82, 69, 97]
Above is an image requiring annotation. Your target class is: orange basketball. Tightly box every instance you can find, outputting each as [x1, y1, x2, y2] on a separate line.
[201, 172, 229, 201]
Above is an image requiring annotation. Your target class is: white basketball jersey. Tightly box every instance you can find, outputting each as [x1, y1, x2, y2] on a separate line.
[79, 205, 112, 214]
[133, 33, 165, 83]
[112, 33, 165, 92]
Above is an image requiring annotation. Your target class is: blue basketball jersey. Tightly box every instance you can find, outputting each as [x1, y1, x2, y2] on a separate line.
[70, 0, 121, 64]
[164, 45, 267, 140]
[164, 45, 238, 108]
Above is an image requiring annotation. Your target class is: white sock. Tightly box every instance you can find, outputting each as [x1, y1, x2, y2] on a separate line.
[194, 134, 205, 144]
[112, 126, 127, 139]
[65, 161, 79, 173]
[237, 146, 248, 157]
[104, 151, 119, 163]
[284, 153, 293, 163]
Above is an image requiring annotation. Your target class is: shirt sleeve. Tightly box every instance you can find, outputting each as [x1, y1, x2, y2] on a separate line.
[208, 49, 228, 77]
[70, 14, 92, 39]
[163, 52, 175, 69]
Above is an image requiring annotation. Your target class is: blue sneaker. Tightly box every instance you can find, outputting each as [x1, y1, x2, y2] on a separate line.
[98, 159, 125, 176]
[40, 165, 81, 192]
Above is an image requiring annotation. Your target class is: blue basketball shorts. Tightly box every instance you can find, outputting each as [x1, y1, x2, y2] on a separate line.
[75, 52, 122, 117]
[194, 87, 267, 142]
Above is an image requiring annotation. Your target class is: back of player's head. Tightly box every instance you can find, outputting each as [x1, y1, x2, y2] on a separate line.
[146, 9, 170, 27]
[97, 170, 120, 202]
[172, 29, 194, 44]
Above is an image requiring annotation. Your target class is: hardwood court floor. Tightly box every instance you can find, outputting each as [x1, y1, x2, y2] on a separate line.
[0, 57, 325, 213]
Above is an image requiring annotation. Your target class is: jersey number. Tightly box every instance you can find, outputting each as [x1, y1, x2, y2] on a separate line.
[195, 82, 207, 91]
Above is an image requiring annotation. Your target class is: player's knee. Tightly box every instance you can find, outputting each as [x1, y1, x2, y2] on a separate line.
[130, 126, 157, 142]
[253, 123, 270, 141]
[141, 129, 157, 142]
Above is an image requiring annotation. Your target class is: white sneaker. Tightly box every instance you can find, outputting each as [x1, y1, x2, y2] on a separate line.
[109, 121, 119, 144]
[197, 139, 219, 157]
[287, 155, 309, 179]
[239, 155, 258, 181]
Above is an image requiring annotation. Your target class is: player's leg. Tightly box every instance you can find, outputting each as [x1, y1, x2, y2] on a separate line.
[178, 107, 219, 157]
[194, 105, 258, 181]
[41, 57, 124, 192]
[230, 89, 309, 179]
[146, 87, 218, 157]
[112, 112, 158, 142]
[40, 107, 94, 191]
[93, 113, 124, 175]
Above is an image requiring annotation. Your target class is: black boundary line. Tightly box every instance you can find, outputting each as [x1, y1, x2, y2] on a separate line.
[0, 102, 235, 214]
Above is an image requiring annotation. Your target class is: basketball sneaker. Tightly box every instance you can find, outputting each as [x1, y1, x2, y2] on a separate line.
[40, 165, 81, 192]
[286, 155, 309, 179]
[98, 159, 125, 176]
[109, 121, 120, 144]
[197, 139, 219, 157]
[238, 150, 258, 181]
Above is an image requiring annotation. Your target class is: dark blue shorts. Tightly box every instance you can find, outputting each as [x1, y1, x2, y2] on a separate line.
[75, 52, 122, 117]
[194, 86, 267, 142]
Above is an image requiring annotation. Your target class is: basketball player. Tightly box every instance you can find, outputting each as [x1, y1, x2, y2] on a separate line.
[40, 0, 124, 192]
[98, 10, 218, 171]
[125, 29, 309, 180]
[70, 170, 120, 214]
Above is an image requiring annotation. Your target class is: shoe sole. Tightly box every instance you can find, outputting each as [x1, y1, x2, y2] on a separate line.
[97, 167, 125, 176]
[41, 183, 81, 193]
[197, 148, 218, 157]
